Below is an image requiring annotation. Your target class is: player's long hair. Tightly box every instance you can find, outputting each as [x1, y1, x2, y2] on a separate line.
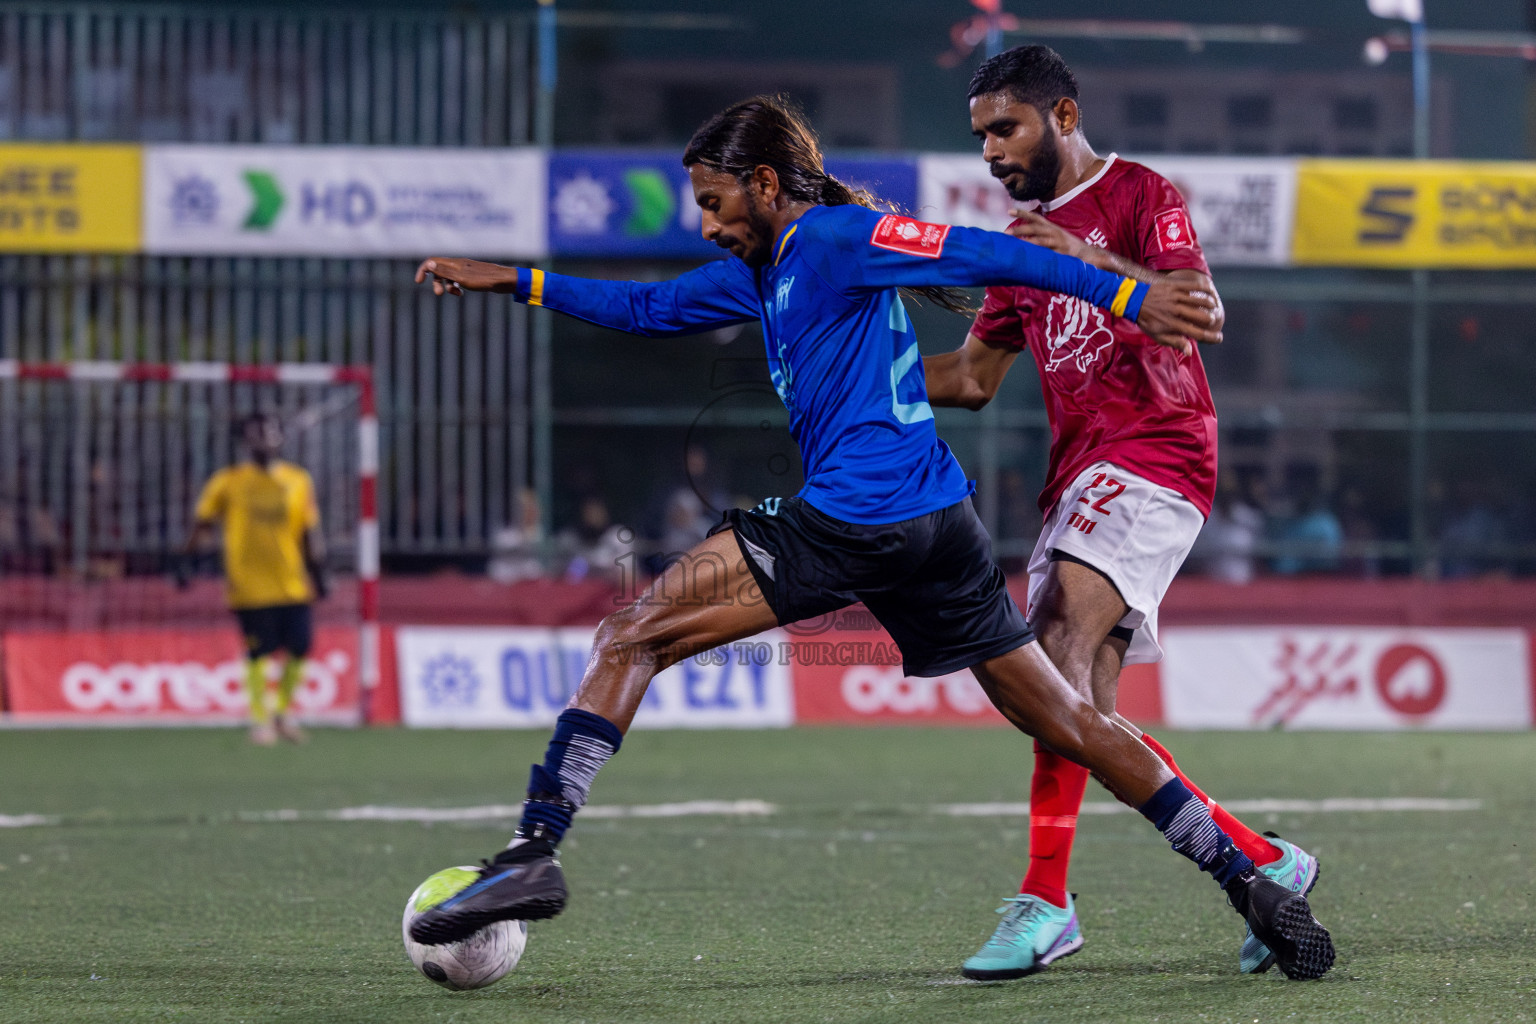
[684, 95, 973, 315]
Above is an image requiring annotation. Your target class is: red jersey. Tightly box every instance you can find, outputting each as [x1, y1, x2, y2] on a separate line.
[970, 155, 1217, 517]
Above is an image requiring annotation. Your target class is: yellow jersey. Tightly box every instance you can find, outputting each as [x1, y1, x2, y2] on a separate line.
[194, 460, 319, 610]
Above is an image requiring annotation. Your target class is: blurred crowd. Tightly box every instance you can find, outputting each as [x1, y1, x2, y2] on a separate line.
[1185, 463, 1535, 582]
[4, 445, 1531, 585]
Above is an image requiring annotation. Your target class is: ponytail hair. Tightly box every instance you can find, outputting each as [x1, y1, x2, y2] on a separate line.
[684, 95, 974, 315]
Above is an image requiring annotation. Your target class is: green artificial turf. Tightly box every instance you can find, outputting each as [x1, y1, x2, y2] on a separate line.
[1, 727, 1532, 1023]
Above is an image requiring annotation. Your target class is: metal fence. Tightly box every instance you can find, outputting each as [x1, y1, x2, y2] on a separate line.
[0, 5, 534, 145]
[0, 253, 532, 558]
[0, 4, 539, 559]
[1, 4, 1534, 578]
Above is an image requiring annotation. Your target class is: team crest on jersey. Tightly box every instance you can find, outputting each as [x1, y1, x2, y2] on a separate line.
[1154, 208, 1194, 252]
[870, 215, 950, 258]
[1042, 295, 1116, 375]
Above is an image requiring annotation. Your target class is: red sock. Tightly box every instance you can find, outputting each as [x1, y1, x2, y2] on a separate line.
[1019, 742, 1091, 908]
[1140, 732, 1282, 866]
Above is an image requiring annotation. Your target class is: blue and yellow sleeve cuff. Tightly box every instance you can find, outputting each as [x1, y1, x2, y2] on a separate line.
[515, 267, 546, 306]
[1111, 277, 1148, 321]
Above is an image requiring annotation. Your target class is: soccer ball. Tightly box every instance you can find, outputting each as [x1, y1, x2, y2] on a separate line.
[402, 867, 528, 990]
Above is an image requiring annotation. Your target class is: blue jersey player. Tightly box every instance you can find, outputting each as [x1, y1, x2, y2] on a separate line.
[408, 96, 1334, 981]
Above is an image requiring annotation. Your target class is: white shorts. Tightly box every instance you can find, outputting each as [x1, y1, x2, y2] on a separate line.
[1025, 461, 1205, 666]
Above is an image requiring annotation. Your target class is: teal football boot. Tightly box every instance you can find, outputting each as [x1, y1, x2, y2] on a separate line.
[962, 893, 1084, 980]
[1240, 833, 1320, 974]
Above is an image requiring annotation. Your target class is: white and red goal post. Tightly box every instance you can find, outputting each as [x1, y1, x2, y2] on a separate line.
[0, 361, 380, 725]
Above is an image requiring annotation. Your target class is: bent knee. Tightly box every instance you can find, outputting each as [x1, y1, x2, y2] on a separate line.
[1034, 699, 1103, 760]
[594, 604, 683, 669]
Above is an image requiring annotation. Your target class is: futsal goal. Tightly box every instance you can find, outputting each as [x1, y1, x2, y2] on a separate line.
[0, 361, 379, 726]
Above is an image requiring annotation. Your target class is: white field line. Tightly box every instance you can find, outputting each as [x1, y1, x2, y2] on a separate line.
[0, 800, 779, 829]
[1, 796, 1482, 829]
[935, 797, 1484, 816]
[0, 814, 58, 828]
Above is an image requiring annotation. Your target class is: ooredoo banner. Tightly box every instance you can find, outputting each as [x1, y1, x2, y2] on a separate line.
[1159, 627, 1533, 730]
[916, 153, 1296, 266]
[787, 628, 1004, 726]
[396, 626, 795, 728]
[143, 145, 547, 258]
[2, 628, 361, 723]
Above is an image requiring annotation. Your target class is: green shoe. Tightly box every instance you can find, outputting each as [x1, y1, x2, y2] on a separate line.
[1240, 833, 1320, 974]
[961, 893, 1083, 980]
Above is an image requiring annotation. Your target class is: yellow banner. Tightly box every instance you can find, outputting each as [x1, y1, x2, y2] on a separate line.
[1294, 159, 1536, 268]
[0, 145, 141, 253]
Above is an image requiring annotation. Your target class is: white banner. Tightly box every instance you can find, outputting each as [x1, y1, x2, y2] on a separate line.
[1160, 627, 1533, 730]
[143, 146, 547, 258]
[915, 153, 1295, 266]
[1139, 157, 1296, 266]
[396, 626, 794, 729]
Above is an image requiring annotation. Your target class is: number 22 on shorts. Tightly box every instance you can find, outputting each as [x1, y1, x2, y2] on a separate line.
[1077, 473, 1126, 516]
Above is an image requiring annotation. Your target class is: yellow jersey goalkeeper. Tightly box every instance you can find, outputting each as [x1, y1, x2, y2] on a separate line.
[185, 412, 327, 745]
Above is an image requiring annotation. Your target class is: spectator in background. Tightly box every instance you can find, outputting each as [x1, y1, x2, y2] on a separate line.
[557, 494, 634, 584]
[1437, 475, 1514, 579]
[1336, 484, 1380, 578]
[1189, 466, 1267, 583]
[648, 442, 730, 572]
[1270, 464, 1342, 575]
[488, 488, 548, 584]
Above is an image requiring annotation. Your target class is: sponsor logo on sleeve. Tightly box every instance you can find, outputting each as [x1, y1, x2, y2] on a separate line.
[1154, 208, 1195, 252]
[870, 214, 950, 258]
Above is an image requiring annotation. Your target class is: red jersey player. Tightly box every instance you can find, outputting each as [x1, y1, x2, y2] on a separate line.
[925, 45, 1320, 980]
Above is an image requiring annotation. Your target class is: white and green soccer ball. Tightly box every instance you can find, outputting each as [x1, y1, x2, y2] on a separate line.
[402, 867, 528, 990]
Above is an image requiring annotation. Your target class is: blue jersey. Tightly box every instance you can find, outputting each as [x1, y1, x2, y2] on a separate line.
[512, 204, 1148, 525]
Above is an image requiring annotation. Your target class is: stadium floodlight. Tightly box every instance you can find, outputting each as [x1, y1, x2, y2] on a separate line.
[0, 360, 380, 724]
[1367, 0, 1423, 23]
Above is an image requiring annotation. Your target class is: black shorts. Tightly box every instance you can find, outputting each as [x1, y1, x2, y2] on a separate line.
[712, 496, 1033, 677]
[234, 603, 314, 659]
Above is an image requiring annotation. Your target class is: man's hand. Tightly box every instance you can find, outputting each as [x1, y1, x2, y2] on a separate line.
[414, 258, 519, 297]
[1007, 210, 1096, 262]
[1136, 281, 1222, 355]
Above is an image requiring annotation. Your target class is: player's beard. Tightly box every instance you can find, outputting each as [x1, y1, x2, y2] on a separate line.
[730, 195, 778, 268]
[994, 129, 1063, 204]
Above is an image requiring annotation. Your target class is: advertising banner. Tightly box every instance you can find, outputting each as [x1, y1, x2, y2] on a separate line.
[2, 627, 361, 723]
[396, 626, 794, 728]
[1139, 157, 1296, 266]
[1160, 627, 1532, 730]
[548, 151, 918, 258]
[143, 146, 547, 258]
[0, 144, 140, 252]
[786, 626, 1004, 726]
[917, 152, 1295, 265]
[1293, 159, 1536, 268]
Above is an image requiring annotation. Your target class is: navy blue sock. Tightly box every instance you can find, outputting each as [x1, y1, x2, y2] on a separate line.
[1140, 777, 1255, 888]
[517, 708, 623, 843]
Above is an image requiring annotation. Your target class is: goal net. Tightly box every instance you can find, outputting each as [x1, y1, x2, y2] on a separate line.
[0, 362, 379, 725]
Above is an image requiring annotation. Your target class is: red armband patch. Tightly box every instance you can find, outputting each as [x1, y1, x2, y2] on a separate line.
[870, 214, 950, 259]
[1154, 208, 1194, 252]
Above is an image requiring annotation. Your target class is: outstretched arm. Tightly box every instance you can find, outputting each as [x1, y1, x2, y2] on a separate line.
[923, 333, 1019, 410]
[1008, 211, 1224, 355]
[812, 209, 1221, 348]
[415, 258, 759, 339]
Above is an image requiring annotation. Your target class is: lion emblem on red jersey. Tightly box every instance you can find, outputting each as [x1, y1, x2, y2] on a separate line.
[1042, 295, 1116, 374]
